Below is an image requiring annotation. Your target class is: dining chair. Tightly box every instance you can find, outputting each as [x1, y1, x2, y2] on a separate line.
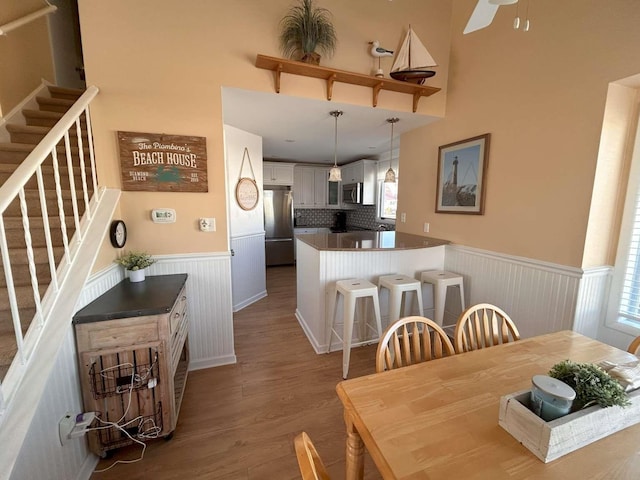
[628, 336, 640, 356]
[454, 303, 520, 353]
[294, 432, 331, 480]
[375, 316, 455, 373]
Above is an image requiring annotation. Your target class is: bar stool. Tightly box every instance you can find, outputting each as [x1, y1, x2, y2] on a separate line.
[420, 270, 465, 331]
[327, 279, 382, 379]
[378, 274, 424, 325]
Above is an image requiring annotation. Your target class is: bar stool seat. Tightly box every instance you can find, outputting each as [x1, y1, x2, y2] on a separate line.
[378, 274, 424, 325]
[327, 279, 382, 379]
[420, 270, 465, 330]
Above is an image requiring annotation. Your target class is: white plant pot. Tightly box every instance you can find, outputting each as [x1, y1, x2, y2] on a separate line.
[129, 269, 146, 283]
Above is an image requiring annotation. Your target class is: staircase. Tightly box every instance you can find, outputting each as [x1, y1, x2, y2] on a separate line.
[0, 85, 90, 381]
[0, 83, 121, 477]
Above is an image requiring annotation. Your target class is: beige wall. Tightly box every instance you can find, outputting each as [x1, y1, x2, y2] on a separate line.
[0, 0, 55, 116]
[77, 0, 451, 270]
[398, 0, 640, 268]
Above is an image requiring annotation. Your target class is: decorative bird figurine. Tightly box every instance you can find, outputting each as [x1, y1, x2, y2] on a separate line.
[369, 40, 393, 58]
[368, 41, 394, 77]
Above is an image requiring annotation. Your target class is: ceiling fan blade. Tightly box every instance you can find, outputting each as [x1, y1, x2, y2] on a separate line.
[463, 0, 500, 34]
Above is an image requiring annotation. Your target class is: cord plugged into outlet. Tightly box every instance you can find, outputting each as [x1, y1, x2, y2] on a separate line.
[59, 411, 96, 446]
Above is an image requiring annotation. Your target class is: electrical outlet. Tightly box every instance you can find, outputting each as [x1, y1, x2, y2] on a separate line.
[423, 222, 430, 233]
[400, 213, 406, 223]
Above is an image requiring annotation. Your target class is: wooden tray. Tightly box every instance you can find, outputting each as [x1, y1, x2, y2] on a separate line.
[499, 388, 640, 462]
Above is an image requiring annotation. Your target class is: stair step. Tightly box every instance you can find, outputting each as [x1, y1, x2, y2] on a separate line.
[0, 333, 18, 373]
[0, 262, 53, 288]
[0, 283, 49, 313]
[47, 85, 84, 101]
[3, 190, 87, 218]
[23, 109, 64, 128]
[0, 163, 94, 191]
[6, 124, 89, 146]
[0, 142, 90, 165]
[36, 96, 75, 113]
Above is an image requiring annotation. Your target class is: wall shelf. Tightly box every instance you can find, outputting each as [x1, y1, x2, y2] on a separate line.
[255, 54, 441, 113]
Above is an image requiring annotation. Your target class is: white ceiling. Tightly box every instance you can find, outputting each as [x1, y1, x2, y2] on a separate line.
[222, 87, 439, 166]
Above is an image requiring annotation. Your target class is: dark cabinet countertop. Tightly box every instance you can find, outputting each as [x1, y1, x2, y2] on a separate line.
[73, 273, 188, 324]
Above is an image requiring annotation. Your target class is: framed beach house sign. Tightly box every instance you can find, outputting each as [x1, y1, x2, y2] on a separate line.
[435, 133, 490, 214]
[117, 131, 208, 192]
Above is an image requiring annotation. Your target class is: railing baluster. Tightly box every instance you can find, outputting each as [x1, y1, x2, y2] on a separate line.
[50, 148, 71, 265]
[84, 107, 100, 201]
[63, 132, 82, 247]
[75, 117, 91, 220]
[0, 214, 25, 365]
[18, 188, 43, 328]
[36, 165, 58, 293]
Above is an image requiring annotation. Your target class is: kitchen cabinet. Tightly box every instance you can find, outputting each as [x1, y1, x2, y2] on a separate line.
[293, 166, 337, 208]
[340, 159, 377, 206]
[263, 161, 295, 186]
[73, 274, 189, 457]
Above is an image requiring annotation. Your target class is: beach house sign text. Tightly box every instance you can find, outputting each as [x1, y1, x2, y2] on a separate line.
[118, 131, 208, 192]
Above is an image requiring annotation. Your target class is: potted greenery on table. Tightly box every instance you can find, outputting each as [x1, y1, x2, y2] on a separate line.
[115, 251, 156, 283]
[279, 0, 337, 65]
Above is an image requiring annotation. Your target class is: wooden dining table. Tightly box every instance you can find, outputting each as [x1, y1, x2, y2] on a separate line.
[336, 330, 640, 479]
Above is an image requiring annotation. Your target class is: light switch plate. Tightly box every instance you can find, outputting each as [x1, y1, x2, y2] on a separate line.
[199, 217, 216, 232]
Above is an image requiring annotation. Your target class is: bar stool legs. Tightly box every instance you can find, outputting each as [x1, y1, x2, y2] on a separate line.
[420, 270, 465, 330]
[378, 274, 424, 325]
[328, 279, 382, 379]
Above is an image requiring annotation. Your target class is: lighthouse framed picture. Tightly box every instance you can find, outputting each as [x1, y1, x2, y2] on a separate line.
[435, 133, 490, 215]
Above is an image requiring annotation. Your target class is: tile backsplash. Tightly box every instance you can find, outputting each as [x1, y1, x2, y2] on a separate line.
[294, 206, 395, 231]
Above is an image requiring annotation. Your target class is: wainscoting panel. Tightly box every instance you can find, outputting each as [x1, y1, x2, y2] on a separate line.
[230, 233, 267, 312]
[444, 245, 583, 338]
[573, 267, 612, 339]
[148, 253, 236, 370]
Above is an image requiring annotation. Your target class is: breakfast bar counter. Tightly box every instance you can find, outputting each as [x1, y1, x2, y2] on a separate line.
[296, 231, 449, 251]
[295, 231, 449, 353]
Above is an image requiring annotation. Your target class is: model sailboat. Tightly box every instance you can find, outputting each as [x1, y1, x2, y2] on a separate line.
[390, 26, 437, 84]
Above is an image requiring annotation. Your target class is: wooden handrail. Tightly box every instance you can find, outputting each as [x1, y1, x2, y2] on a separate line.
[0, 5, 57, 36]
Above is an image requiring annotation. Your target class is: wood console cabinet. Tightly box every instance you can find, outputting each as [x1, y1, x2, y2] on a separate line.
[73, 274, 189, 457]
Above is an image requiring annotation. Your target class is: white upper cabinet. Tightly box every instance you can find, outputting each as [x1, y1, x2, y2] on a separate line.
[340, 159, 377, 205]
[293, 165, 338, 208]
[263, 161, 295, 185]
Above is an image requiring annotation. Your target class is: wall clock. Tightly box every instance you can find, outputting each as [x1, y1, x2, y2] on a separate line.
[109, 220, 127, 248]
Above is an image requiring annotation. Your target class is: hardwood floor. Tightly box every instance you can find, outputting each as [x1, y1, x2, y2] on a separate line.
[92, 266, 383, 479]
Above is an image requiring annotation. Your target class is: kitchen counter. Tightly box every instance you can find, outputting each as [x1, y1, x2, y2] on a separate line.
[296, 231, 448, 251]
[295, 233, 447, 354]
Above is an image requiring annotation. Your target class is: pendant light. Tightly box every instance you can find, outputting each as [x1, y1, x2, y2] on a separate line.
[384, 117, 399, 183]
[328, 110, 343, 182]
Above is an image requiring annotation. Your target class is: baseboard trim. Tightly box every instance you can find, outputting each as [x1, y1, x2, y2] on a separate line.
[233, 290, 267, 312]
[189, 354, 237, 371]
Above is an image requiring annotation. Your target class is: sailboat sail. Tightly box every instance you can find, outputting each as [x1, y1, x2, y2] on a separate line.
[391, 27, 437, 72]
[390, 27, 437, 84]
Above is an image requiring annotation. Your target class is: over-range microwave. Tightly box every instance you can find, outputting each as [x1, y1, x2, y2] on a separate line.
[342, 183, 362, 204]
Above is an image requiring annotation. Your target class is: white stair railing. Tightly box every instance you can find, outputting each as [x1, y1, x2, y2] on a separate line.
[0, 85, 101, 414]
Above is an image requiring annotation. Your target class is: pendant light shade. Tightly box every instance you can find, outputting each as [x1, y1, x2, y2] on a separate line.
[385, 117, 399, 183]
[329, 110, 343, 182]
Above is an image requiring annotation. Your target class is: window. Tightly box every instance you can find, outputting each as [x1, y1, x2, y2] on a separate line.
[378, 180, 397, 220]
[607, 111, 640, 334]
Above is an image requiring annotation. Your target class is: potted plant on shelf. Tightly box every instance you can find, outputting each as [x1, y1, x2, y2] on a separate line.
[115, 251, 156, 283]
[279, 0, 337, 65]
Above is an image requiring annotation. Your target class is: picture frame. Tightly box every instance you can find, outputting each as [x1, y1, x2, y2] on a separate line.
[435, 133, 490, 215]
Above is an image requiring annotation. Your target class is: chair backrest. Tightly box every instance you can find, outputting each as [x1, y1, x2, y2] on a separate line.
[454, 303, 520, 353]
[294, 432, 331, 480]
[376, 316, 455, 373]
[628, 336, 640, 356]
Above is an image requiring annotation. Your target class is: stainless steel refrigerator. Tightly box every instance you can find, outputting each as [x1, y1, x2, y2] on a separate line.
[264, 186, 294, 266]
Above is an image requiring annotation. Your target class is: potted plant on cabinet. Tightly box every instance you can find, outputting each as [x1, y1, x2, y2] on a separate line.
[279, 0, 337, 65]
[115, 251, 156, 282]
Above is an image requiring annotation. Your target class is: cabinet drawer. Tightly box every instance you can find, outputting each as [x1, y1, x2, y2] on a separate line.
[170, 287, 187, 333]
[171, 312, 189, 372]
[79, 317, 160, 351]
